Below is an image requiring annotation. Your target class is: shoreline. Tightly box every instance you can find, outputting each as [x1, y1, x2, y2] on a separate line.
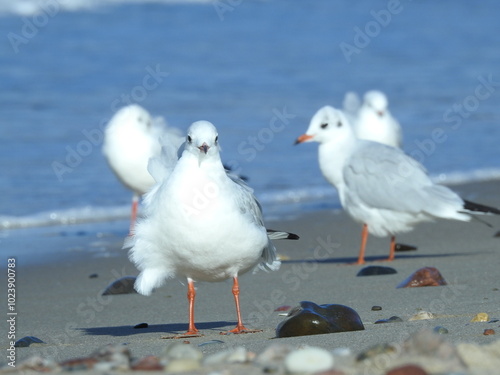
[1, 179, 500, 373]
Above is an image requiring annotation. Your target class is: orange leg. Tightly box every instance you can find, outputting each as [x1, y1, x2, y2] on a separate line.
[185, 278, 200, 336]
[222, 276, 261, 335]
[354, 224, 369, 265]
[129, 194, 139, 235]
[387, 236, 396, 261]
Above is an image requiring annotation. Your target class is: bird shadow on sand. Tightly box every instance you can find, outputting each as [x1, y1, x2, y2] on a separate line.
[281, 250, 488, 265]
[78, 321, 236, 337]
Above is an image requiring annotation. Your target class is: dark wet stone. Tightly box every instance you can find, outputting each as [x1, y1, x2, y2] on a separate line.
[102, 276, 137, 295]
[374, 316, 403, 324]
[371, 306, 382, 311]
[356, 343, 396, 361]
[357, 266, 397, 276]
[386, 364, 428, 375]
[396, 267, 447, 288]
[395, 243, 418, 252]
[433, 326, 449, 334]
[15, 336, 45, 347]
[133, 323, 148, 329]
[89, 273, 99, 279]
[275, 301, 364, 338]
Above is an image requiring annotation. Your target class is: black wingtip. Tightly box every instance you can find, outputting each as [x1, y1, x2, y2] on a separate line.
[287, 233, 300, 240]
[463, 200, 500, 215]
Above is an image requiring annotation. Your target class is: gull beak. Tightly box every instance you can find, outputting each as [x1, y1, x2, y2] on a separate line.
[198, 143, 209, 154]
[294, 134, 314, 145]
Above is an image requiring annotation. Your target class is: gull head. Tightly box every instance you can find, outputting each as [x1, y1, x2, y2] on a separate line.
[295, 106, 354, 145]
[109, 104, 153, 131]
[185, 121, 220, 162]
[364, 90, 388, 117]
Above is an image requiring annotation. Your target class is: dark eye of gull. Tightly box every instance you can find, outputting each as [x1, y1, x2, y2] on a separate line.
[320, 123, 328, 129]
[337, 121, 342, 127]
[215, 135, 218, 143]
[187, 135, 192, 143]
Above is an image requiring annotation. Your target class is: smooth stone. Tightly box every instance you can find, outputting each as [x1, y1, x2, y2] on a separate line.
[396, 267, 447, 288]
[374, 316, 403, 324]
[163, 342, 203, 361]
[470, 312, 489, 322]
[409, 311, 434, 321]
[371, 305, 382, 311]
[284, 346, 334, 374]
[356, 343, 396, 361]
[386, 364, 428, 375]
[276, 301, 364, 338]
[433, 326, 449, 334]
[101, 276, 137, 295]
[395, 243, 418, 252]
[357, 265, 397, 276]
[483, 329, 495, 335]
[203, 346, 253, 365]
[88, 273, 98, 278]
[131, 355, 163, 371]
[15, 336, 45, 347]
[164, 359, 201, 373]
[133, 322, 148, 329]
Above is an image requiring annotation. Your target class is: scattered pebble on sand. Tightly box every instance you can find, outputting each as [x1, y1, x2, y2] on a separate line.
[356, 265, 397, 276]
[276, 301, 364, 338]
[408, 311, 434, 321]
[374, 316, 403, 324]
[394, 243, 418, 252]
[284, 346, 335, 374]
[396, 267, 447, 288]
[483, 329, 495, 335]
[470, 312, 489, 322]
[133, 322, 148, 329]
[371, 305, 383, 311]
[14, 336, 45, 348]
[433, 326, 449, 334]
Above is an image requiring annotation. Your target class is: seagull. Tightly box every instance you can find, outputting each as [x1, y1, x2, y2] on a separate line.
[343, 90, 402, 148]
[127, 121, 299, 336]
[102, 104, 184, 233]
[295, 105, 499, 264]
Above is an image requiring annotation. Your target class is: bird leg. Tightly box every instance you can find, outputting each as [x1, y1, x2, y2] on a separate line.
[184, 278, 201, 336]
[129, 194, 139, 235]
[354, 224, 368, 265]
[221, 276, 262, 335]
[387, 236, 396, 261]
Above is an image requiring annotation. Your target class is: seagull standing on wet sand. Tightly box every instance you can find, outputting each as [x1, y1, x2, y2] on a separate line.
[127, 121, 298, 336]
[102, 104, 183, 233]
[295, 105, 499, 264]
[343, 90, 402, 148]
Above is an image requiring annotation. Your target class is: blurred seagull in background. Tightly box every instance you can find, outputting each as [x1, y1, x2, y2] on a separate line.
[295, 105, 499, 264]
[343, 90, 402, 148]
[127, 121, 298, 336]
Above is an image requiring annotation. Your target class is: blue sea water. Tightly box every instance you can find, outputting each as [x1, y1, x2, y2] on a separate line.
[1, 0, 500, 229]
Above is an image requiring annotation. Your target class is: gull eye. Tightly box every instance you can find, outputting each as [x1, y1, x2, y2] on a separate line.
[215, 135, 218, 143]
[187, 135, 192, 143]
[337, 121, 342, 127]
[320, 123, 328, 129]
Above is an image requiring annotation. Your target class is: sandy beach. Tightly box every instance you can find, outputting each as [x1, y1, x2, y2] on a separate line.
[1, 179, 500, 373]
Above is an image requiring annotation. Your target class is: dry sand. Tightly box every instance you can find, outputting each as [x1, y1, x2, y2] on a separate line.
[1, 179, 500, 372]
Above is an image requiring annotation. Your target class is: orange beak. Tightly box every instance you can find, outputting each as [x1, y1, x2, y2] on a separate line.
[294, 134, 314, 145]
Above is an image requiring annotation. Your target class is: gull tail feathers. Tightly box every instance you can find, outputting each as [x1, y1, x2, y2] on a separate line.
[267, 229, 300, 240]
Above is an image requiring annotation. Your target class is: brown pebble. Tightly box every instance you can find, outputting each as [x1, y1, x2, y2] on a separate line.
[483, 329, 495, 335]
[371, 306, 382, 311]
[131, 355, 162, 371]
[396, 267, 447, 288]
[386, 364, 428, 375]
[183, 340, 190, 344]
[274, 305, 292, 312]
[60, 357, 98, 370]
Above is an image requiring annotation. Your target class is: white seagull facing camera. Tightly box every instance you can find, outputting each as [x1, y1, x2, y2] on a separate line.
[343, 90, 402, 148]
[102, 104, 184, 233]
[295, 105, 499, 264]
[127, 120, 298, 336]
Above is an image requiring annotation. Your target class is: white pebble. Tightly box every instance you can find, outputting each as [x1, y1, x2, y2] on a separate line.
[284, 346, 334, 374]
[409, 311, 434, 321]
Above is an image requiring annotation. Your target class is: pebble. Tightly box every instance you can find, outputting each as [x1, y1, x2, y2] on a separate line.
[255, 344, 293, 373]
[276, 301, 364, 338]
[371, 305, 382, 311]
[284, 346, 335, 374]
[433, 326, 449, 334]
[386, 364, 428, 375]
[203, 346, 254, 365]
[357, 265, 397, 276]
[396, 267, 447, 288]
[394, 243, 418, 252]
[470, 312, 489, 322]
[483, 329, 495, 335]
[14, 356, 59, 372]
[408, 311, 434, 321]
[14, 336, 45, 347]
[356, 343, 396, 361]
[164, 359, 201, 372]
[131, 355, 163, 371]
[133, 322, 148, 329]
[163, 342, 203, 361]
[101, 276, 138, 295]
[374, 316, 403, 324]
[88, 273, 99, 278]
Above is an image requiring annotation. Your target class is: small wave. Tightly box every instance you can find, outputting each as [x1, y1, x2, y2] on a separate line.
[0, 0, 216, 16]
